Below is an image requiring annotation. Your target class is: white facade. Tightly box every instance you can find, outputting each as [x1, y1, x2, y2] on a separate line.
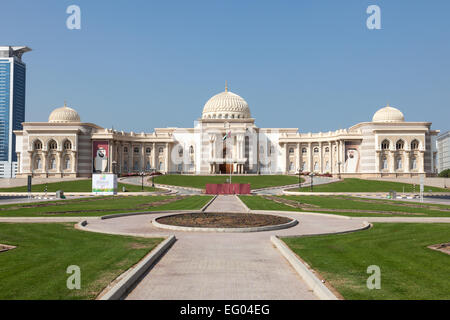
[437, 131, 450, 173]
[14, 89, 440, 178]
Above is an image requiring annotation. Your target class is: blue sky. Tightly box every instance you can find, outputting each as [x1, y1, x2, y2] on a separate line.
[1, 0, 449, 133]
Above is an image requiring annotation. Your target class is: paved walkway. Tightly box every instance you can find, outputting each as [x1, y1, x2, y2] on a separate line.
[204, 195, 248, 213]
[80, 196, 368, 300]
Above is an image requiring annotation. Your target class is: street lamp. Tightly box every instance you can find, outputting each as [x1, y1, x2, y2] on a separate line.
[140, 171, 145, 191]
[309, 172, 315, 192]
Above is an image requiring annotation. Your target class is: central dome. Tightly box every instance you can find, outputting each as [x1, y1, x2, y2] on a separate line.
[372, 105, 404, 123]
[48, 103, 81, 123]
[202, 88, 251, 120]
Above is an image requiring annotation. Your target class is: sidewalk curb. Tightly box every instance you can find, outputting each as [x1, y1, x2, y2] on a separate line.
[270, 235, 339, 300]
[234, 194, 251, 213]
[97, 234, 176, 300]
[200, 195, 218, 212]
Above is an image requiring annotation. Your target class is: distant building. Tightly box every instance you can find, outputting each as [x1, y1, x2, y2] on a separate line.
[0, 46, 31, 178]
[14, 86, 440, 178]
[437, 131, 450, 173]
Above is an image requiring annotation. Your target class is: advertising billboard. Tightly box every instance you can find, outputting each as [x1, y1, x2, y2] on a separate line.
[92, 173, 117, 195]
[93, 140, 109, 173]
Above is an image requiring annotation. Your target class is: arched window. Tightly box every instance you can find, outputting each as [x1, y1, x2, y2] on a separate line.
[325, 147, 330, 153]
[123, 161, 128, 171]
[63, 140, 72, 150]
[396, 157, 402, 169]
[411, 157, 417, 169]
[289, 162, 294, 171]
[313, 147, 319, 153]
[381, 140, 390, 150]
[64, 157, 71, 170]
[231, 115, 235, 119]
[190, 146, 194, 154]
[301, 162, 306, 171]
[35, 157, 42, 170]
[48, 140, 57, 150]
[314, 162, 319, 171]
[396, 140, 404, 150]
[302, 148, 307, 154]
[146, 147, 151, 154]
[224, 114, 229, 119]
[177, 163, 183, 172]
[159, 161, 164, 171]
[34, 140, 42, 150]
[382, 157, 388, 169]
[124, 147, 128, 153]
[411, 140, 419, 150]
[133, 161, 139, 171]
[146, 161, 151, 171]
[178, 146, 183, 157]
[50, 157, 56, 170]
[159, 147, 164, 154]
[289, 148, 294, 154]
[134, 147, 139, 153]
[218, 114, 222, 119]
[325, 161, 330, 170]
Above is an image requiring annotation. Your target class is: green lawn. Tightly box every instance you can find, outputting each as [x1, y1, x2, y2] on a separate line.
[154, 175, 302, 189]
[294, 178, 449, 193]
[240, 195, 450, 217]
[0, 223, 163, 299]
[283, 223, 450, 300]
[0, 195, 212, 217]
[0, 179, 160, 193]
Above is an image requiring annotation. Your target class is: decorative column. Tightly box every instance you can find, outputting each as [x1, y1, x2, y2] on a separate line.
[296, 143, 300, 172]
[140, 143, 145, 172]
[308, 142, 313, 172]
[165, 142, 169, 173]
[404, 151, 410, 173]
[319, 142, 323, 173]
[57, 150, 63, 177]
[71, 151, 77, 175]
[329, 141, 333, 174]
[42, 151, 48, 177]
[152, 143, 156, 170]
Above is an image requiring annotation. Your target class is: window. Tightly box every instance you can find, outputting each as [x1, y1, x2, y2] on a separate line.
[381, 140, 390, 150]
[35, 157, 42, 169]
[411, 157, 417, 169]
[65, 157, 71, 170]
[49, 140, 57, 150]
[34, 140, 42, 150]
[325, 161, 330, 170]
[325, 147, 330, 153]
[123, 161, 128, 171]
[177, 163, 183, 172]
[314, 162, 319, 171]
[190, 146, 194, 154]
[159, 162, 164, 171]
[124, 147, 128, 153]
[146, 161, 151, 171]
[301, 162, 306, 171]
[289, 162, 294, 171]
[133, 161, 139, 171]
[178, 147, 183, 157]
[50, 158, 56, 170]
[396, 158, 402, 169]
[382, 157, 388, 169]
[134, 147, 139, 153]
[289, 148, 294, 154]
[411, 140, 419, 150]
[159, 147, 164, 154]
[313, 147, 319, 153]
[63, 140, 72, 150]
[146, 147, 151, 154]
[302, 148, 307, 154]
[396, 140, 404, 150]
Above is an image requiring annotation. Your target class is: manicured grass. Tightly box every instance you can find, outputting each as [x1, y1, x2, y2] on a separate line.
[154, 175, 302, 189]
[294, 178, 449, 193]
[283, 223, 450, 300]
[0, 195, 212, 217]
[240, 195, 450, 217]
[0, 179, 160, 193]
[0, 223, 163, 299]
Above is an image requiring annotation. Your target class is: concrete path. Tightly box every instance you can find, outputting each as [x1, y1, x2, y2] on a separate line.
[204, 195, 248, 213]
[80, 208, 368, 300]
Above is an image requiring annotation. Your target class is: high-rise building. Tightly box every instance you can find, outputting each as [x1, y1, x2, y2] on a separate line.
[0, 46, 31, 178]
[437, 131, 450, 174]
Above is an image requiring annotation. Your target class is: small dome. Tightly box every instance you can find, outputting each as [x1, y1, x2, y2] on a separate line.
[49, 103, 81, 123]
[202, 86, 251, 119]
[372, 105, 404, 122]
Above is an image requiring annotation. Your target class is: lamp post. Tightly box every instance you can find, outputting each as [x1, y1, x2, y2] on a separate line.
[309, 172, 315, 192]
[140, 171, 145, 191]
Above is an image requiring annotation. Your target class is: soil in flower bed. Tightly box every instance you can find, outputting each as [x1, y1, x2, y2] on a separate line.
[156, 212, 292, 228]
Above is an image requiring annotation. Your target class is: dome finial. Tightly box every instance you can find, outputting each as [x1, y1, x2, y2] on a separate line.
[225, 80, 228, 92]
[64, 100, 67, 107]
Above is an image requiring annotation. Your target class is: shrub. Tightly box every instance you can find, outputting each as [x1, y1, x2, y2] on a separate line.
[438, 169, 450, 178]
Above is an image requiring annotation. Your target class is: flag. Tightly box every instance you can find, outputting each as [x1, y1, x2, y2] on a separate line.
[223, 131, 231, 141]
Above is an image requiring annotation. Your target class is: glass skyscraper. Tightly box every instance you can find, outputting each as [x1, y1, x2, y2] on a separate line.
[0, 46, 31, 178]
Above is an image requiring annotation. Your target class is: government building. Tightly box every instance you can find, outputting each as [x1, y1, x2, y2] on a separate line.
[14, 87, 439, 178]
